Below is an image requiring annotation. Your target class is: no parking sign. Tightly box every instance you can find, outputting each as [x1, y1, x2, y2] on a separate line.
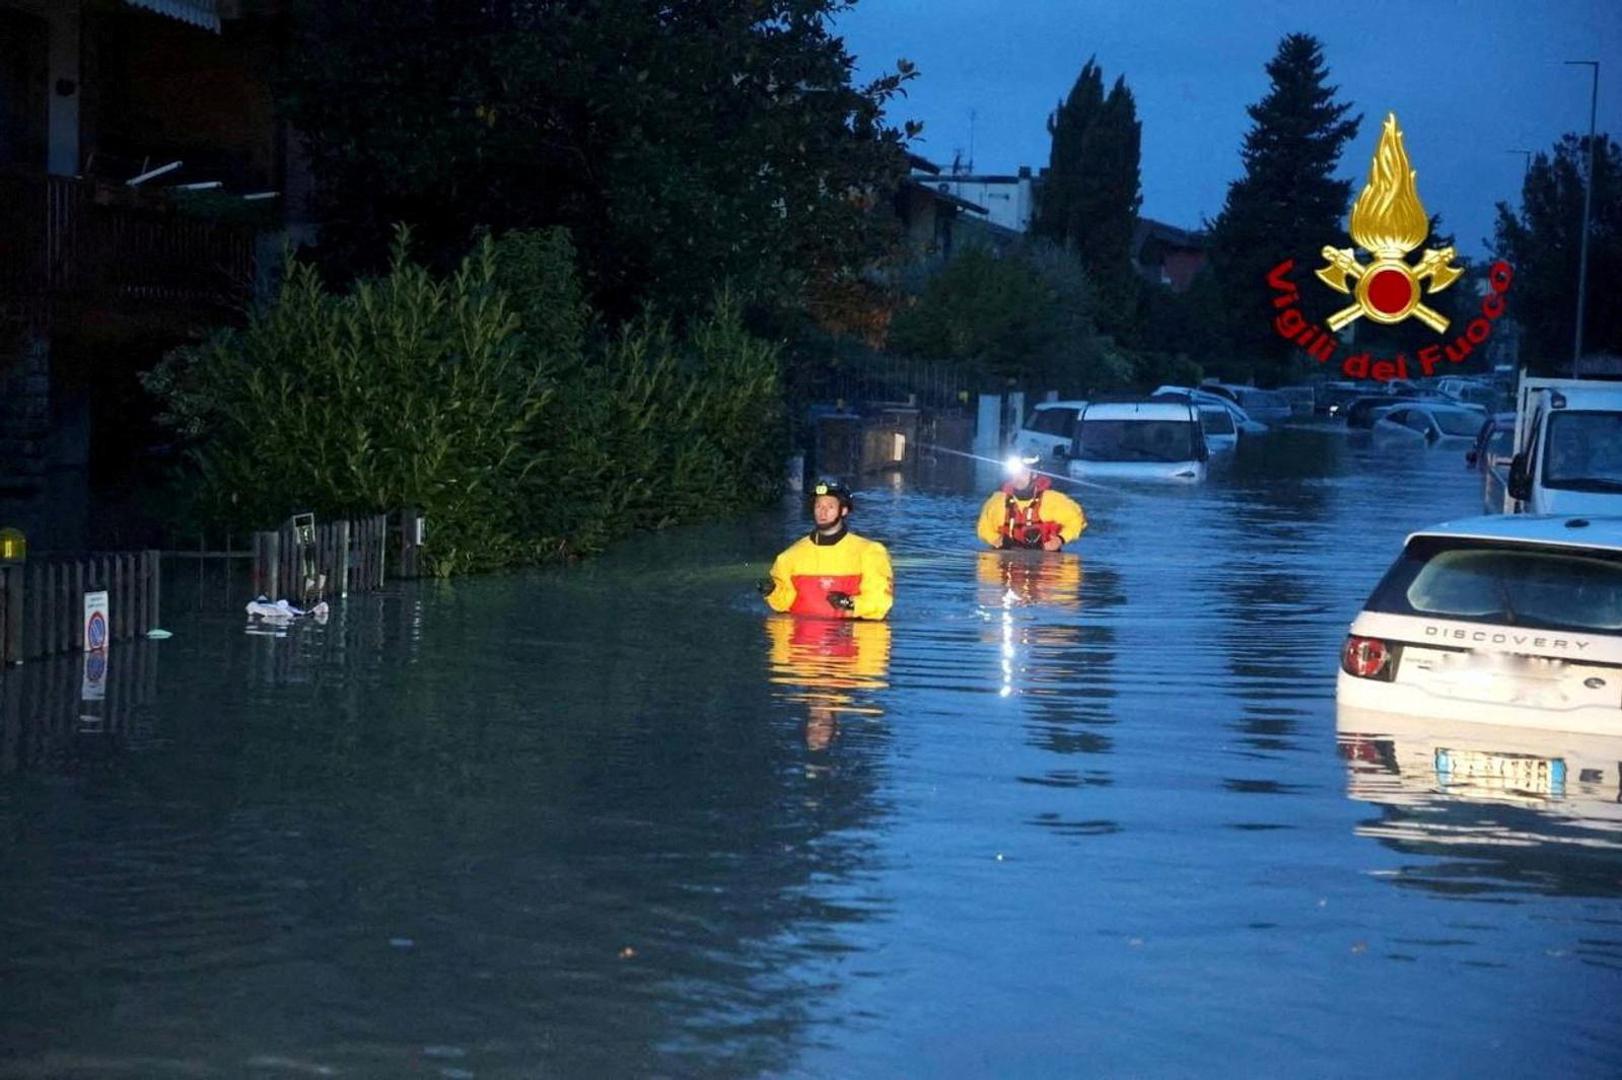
[83, 590, 109, 652]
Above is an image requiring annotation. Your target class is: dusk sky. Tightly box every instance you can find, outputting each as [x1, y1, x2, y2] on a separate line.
[836, 0, 1622, 258]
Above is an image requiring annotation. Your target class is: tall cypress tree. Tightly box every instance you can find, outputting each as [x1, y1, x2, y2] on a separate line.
[1206, 33, 1360, 384]
[1033, 60, 1103, 246]
[1034, 59, 1143, 339]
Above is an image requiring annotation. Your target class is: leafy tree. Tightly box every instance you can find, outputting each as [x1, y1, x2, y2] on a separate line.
[1033, 58, 1143, 339]
[1494, 134, 1622, 374]
[283, 0, 919, 319]
[1206, 33, 1360, 385]
[887, 242, 1121, 392]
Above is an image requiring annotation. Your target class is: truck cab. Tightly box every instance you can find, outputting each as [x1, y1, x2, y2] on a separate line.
[1505, 376, 1622, 514]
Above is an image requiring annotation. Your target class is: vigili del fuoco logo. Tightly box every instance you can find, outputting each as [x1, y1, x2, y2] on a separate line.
[1266, 113, 1514, 381]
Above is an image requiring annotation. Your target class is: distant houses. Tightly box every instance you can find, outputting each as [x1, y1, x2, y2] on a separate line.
[900, 156, 1208, 292]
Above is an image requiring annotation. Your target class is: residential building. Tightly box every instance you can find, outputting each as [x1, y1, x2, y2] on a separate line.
[1, 0, 302, 545]
[925, 165, 1036, 234]
[1132, 217, 1207, 292]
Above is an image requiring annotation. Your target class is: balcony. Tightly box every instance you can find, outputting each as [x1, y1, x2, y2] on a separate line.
[0, 169, 256, 330]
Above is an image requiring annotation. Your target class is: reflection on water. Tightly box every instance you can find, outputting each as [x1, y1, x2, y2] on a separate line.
[1339, 704, 1622, 899]
[1, 641, 161, 775]
[766, 615, 890, 750]
[3, 428, 1622, 1075]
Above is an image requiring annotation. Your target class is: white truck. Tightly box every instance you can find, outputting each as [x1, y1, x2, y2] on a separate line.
[1500, 375, 1622, 514]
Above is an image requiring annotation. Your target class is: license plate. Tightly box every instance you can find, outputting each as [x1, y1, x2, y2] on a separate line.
[1435, 748, 1567, 798]
[1401, 648, 1616, 710]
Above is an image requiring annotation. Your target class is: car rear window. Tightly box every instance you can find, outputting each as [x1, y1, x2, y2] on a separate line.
[1366, 536, 1622, 633]
[1027, 407, 1076, 437]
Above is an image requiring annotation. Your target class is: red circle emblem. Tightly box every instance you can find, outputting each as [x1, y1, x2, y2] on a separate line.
[1366, 268, 1414, 315]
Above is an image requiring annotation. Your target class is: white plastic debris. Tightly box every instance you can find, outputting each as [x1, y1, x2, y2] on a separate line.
[245, 596, 331, 628]
[145, 628, 173, 639]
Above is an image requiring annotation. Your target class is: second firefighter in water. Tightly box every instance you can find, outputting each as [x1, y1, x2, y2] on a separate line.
[976, 454, 1088, 551]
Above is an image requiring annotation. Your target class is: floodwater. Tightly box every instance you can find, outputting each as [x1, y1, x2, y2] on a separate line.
[2, 426, 1620, 1078]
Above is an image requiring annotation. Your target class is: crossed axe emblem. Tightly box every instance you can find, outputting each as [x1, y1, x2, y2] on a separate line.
[1315, 245, 1464, 333]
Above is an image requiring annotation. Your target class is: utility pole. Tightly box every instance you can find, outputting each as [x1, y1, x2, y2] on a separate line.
[1565, 60, 1599, 378]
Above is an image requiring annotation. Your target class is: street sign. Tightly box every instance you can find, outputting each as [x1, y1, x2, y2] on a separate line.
[83, 590, 109, 652]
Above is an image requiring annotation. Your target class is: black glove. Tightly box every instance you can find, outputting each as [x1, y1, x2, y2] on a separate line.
[756, 578, 776, 597]
[825, 590, 855, 612]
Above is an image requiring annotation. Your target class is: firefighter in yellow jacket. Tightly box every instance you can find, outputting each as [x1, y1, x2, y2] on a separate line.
[976, 453, 1087, 551]
[759, 480, 893, 620]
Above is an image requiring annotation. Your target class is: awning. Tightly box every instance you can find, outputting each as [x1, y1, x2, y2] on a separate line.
[122, 0, 221, 32]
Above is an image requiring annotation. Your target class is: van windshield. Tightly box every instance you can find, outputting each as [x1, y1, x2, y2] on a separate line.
[1366, 537, 1622, 633]
[1076, 419, 1198, 463]
[1544, 412, 1622, 492]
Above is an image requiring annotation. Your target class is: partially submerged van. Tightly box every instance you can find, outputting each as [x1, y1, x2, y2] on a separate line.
[1506, 377, 1622, 515]
[1065, 395, 1209, 483]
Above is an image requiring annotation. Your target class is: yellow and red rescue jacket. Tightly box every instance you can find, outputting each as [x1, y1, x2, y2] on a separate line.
[763, 528, 893, 620]
[976, 477, 1087, 549]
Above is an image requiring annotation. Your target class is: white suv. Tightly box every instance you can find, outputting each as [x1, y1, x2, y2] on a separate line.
[1338, 515, 1622, 735]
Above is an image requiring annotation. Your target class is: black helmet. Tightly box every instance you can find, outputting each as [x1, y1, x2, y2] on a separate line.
[810, 479, 853, 511]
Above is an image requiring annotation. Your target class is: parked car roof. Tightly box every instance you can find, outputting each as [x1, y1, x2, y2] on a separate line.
[1082, 398, 1200, 421]
[1407, 514, 1622, 550]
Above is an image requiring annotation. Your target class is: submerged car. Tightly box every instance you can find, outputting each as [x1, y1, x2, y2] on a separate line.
[1013, 400, 1088, 462]
[1152, 385, 1267, 435]
[1315, 381, 1364, 418]
[1337, 514, 1622, 735]
[1217, 385, 1294, 424]
[1198, 405, 1238, 454]
[1066, 396, 1209, 483]
[1468, 411, 1517, 514]
[1343, 395, 1419, 429]
[1371, 403, 1487, 445]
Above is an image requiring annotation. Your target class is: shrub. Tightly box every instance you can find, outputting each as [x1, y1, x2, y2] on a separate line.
[143, 229, 787, 574]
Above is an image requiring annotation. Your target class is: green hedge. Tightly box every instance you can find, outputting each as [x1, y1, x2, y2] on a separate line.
[143, 229, 787, 575]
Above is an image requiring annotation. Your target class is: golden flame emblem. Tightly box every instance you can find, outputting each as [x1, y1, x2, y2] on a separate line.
[1316, 113, 1462, 332]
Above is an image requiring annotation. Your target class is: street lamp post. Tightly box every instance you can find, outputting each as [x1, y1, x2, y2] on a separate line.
[1565, 60, 1599, 378]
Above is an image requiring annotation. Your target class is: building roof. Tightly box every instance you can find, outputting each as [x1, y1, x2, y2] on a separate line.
[123, 0, 221, 31]
[907, 153, 941, 175]
[902, 178, 988, 215]
[1132, 216, 1206, 253]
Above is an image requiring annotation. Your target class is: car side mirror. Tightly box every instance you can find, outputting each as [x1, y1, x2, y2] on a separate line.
[1425, 427, 1439, 443]
[1052, 445, 1069, 460]
[1465, 449, 1478, 467]
[1507, 453, 1530, 501]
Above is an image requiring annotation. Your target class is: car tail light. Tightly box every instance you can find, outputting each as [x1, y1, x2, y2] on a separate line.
[1341, 635, 1395, 680]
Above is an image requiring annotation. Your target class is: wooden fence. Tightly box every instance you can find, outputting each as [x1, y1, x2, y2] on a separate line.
[250, 514, 392, 606]
[0, 641, 160, 775]
[0, 551, 162, 664]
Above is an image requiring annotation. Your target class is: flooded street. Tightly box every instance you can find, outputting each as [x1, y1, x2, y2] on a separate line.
[3, 427, 1620, 1078]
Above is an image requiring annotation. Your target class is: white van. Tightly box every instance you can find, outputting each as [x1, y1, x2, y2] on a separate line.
[1013, 400, 1088, 462]
[1506, 377, 1622, 515]
[1065, 396, 1209, 483]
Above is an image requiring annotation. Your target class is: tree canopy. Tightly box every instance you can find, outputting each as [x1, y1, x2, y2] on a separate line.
[283, 0, 920, 319]
[1032, 58, 1143, 339]
[1494, 134, 1622, 374]
[1205, 33, 1360, 384]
